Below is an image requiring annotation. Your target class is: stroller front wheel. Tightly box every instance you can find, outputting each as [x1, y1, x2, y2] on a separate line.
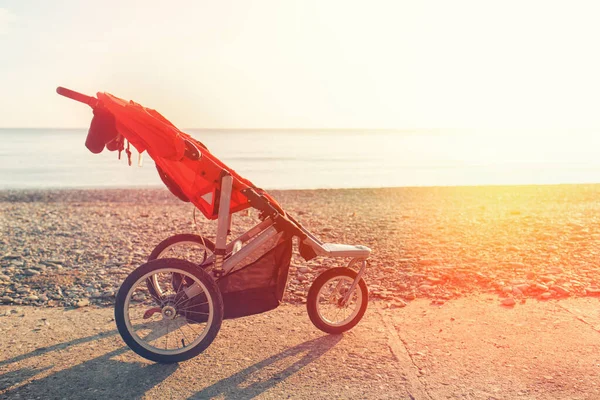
[307, 267, 368, 334]
[115, 258, 223, 363]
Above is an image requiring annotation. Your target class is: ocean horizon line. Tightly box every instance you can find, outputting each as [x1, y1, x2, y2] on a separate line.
[3, 127, 600, 136]
[3, 181, 600, 193]
[0, 127, 444, 133]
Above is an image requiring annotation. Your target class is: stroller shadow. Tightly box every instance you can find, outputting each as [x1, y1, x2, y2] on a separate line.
[191, 334, 342, 399]
[2, 327, 342, 398]
[0, 329, 118, 368]
[1, 330, 177, 399]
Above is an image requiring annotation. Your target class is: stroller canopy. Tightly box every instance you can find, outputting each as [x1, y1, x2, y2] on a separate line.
[95, 92, 270, 219]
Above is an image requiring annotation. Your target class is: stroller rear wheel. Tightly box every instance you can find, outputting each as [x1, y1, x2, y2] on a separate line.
[307, 267, 368, 334]
[148, 234, 215, 263]
[146, 234, 215, 300]
[115, 258, 223, 363]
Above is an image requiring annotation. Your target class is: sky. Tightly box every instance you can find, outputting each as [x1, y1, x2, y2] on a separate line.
[1, 0, 600, 129]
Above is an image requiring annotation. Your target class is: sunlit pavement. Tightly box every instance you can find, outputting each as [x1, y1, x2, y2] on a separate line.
[2, 298, 600, 399]
[382, 296, 600, 399]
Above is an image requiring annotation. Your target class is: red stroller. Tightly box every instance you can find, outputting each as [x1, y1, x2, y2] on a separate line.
[57, 87, 371, 363]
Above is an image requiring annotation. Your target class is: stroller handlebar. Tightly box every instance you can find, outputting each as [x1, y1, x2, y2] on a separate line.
[56, 87, 98, 108]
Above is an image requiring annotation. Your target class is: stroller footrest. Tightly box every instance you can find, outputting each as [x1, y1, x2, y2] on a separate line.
[321, 243, 371, 258]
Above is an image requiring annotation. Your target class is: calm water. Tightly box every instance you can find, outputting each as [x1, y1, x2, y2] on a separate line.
[2, 128, 600, 190]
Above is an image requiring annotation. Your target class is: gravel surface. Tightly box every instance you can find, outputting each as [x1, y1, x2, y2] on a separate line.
[2, 185, 600, 309]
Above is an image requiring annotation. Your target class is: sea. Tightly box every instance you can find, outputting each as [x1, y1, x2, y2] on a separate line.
[2, 128, 600, 190]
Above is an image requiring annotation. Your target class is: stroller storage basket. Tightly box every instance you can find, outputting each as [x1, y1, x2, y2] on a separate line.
[181, 237, 292, 322]
[219, 236, 292, 319]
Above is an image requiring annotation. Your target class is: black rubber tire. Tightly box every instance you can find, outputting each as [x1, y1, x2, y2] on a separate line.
[306, 267, 368, 334]
[148, 234, 215, 262]
[115, 258, 223, 364]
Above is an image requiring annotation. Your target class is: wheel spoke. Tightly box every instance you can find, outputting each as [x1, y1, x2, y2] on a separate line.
[184, 321, 202, 337]
[174, 287, 205, 308]
[181, 311, 210, 317]
[176, 323, 192, 345]
[177, 302, 209, 311]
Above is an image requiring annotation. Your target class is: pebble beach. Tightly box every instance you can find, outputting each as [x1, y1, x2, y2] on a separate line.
[2, 184, 600, 309]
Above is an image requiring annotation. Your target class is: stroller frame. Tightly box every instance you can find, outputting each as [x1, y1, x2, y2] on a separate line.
[191, 174, 370, 305]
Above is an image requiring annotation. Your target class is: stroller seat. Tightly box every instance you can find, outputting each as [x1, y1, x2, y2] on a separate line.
[321, 243, 371, 258]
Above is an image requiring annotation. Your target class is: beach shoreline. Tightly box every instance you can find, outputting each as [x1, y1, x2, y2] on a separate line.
[2, 184, 600, 308]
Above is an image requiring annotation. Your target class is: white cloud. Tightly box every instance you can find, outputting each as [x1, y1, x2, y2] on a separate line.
[0, 8, 16, 35]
